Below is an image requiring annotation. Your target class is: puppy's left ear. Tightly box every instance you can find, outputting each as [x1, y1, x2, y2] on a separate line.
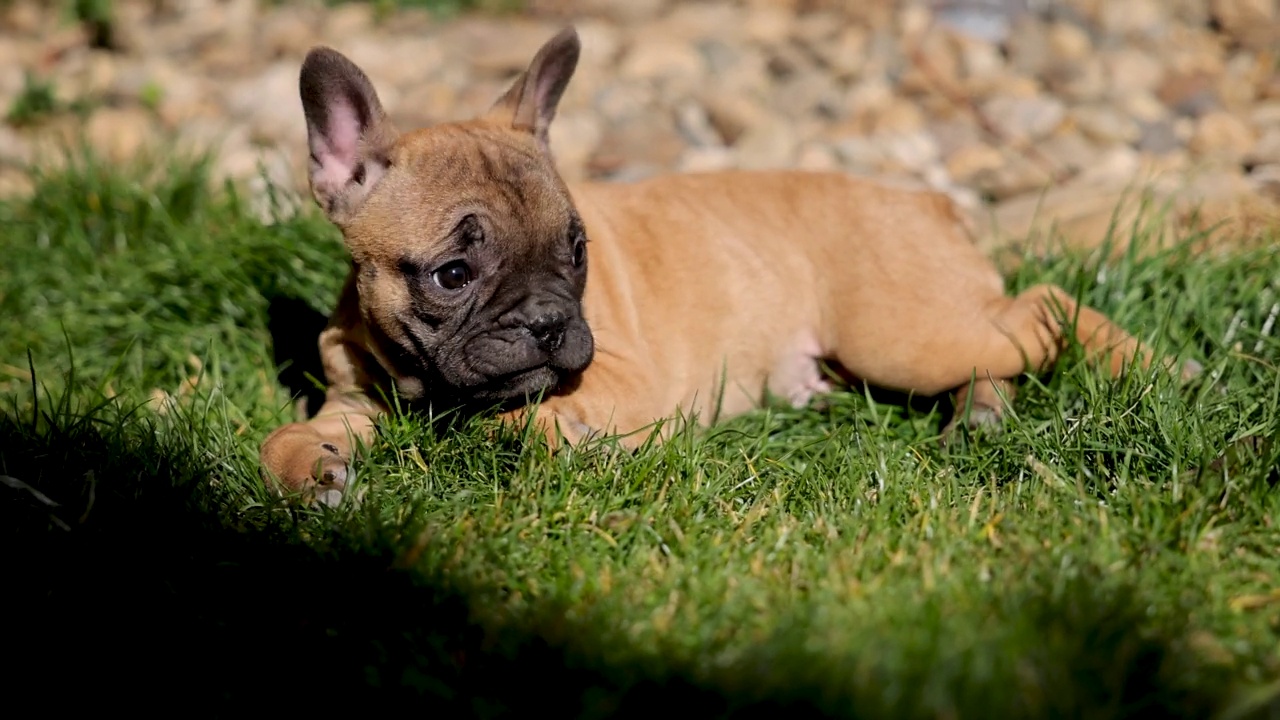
[485, 26, 580, 154]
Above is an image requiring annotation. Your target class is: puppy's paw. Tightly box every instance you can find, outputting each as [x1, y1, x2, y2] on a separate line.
[260, 424, 350, 507]
[1176, 358, 1204, 384]
[940, 405, 1004, 447]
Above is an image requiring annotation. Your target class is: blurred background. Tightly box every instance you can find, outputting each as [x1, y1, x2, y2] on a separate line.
[2, 0, 1278, 255]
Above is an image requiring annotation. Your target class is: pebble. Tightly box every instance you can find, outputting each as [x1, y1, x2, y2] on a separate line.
[0, 0, 1272, 259]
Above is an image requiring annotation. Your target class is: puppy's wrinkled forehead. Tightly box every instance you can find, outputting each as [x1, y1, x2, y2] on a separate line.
[347, 122, 574, 257]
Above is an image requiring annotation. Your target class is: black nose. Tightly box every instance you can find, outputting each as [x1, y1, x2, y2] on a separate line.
[527, 312, 567, 352]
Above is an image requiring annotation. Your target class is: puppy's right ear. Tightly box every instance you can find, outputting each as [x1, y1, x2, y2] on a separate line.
[299, 47, 398, 225]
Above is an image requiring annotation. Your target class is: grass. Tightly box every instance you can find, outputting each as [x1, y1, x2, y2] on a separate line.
[3, 148, 1280, 717]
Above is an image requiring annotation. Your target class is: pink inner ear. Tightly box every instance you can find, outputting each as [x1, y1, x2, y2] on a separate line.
[313, 97, 363, 189]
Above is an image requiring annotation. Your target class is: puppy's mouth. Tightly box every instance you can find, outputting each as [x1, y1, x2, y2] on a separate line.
[446, 323, 594, 404]
[465, 364, 567, 404]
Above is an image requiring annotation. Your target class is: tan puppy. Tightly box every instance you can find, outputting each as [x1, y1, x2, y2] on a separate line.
[260, 26, 1198, 506]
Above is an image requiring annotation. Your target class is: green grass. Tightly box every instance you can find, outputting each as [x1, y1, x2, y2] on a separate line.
[3, 149, 1280, 717]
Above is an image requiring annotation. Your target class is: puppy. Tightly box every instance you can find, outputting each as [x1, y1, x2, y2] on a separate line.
[259, 26, 1198, 505]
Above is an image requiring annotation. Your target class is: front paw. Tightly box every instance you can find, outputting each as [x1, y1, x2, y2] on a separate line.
[259, 424, 350, 507]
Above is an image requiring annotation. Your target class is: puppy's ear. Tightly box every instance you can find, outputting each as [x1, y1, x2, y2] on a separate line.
[299, 47, 398, 225]
[485, 25, 580, 154]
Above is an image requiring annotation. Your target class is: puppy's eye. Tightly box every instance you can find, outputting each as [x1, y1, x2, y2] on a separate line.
[571, 237, 587, 268]
[432, 261, 473, 290]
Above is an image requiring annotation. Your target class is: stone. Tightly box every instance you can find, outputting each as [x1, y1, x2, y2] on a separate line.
[678, 146, 735, 173]
[1102, 48, 1165, 97]
[1249, 163, 1280, 202]
[1159, 72, 1222, 118]
[224, 61, 305, 146]
[259, 8, 316, 59]
[1137, 121, 1183, 154]
[1188, 111, 1257, 162]
[981, 95, 1066, 143]
[0, 124, 31, 165]
[619, 37, 706, 85]
[795, 143, 840, 172]
[547, 111, 602, 183]
[673, 100, 723, 148]
[1210, 0, 1280, 51]
[588, 118, 685, 178]
[321, 1, 374, 40]
[85, 107, 157, 164]
[1046, 21, 1092, 64]
[1073, 105, 1141, 145]
[734, 116, 798, 170]
[1046, 57, 1108, 103]
[741, 4, 793, 45]
[1098, 0, 1170, 38]
[814, 27, 868, 78]
[944, 142, 1006, 186]
[700, 91, 770, 146]
[1245, 127, 1280, 167]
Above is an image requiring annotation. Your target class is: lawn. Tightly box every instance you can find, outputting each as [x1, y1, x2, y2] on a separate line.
[3, 149, 1279, 717]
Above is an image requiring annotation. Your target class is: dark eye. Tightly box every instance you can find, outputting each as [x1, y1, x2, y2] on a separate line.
[571, 236, 587, 268]
[432, 261, 473, 290]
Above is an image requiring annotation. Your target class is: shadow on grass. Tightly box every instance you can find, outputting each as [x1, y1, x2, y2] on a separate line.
[267, 296, 332, 419]
[1, 385, 1262, 719]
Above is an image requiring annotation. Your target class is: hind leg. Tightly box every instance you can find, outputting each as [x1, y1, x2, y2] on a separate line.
[940, 283, 1198, 438]
[942, 375, 1017, 439]
[990, 283, 1199, 381]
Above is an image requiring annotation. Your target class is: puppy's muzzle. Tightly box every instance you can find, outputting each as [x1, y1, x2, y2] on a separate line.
[528, 311, 567, 353]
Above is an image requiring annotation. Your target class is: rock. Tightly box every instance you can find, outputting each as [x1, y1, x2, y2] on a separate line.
[877, 131, 941, 174]
[594, 84, 656, 125]
[619, 37, 706, 85]
[259, 8, 317, 59]
[981, 95, 1066, 143]
[1137, 121, 1183, 154]
[677, 146, 735, 174]
[734, 116, 798, 170]
[741, 4, 793, 45]
[85, 108, 157, 164]
[1102, 48, 1165, 97]
[673, 100, 723, 148]
[971, 154, 1053, 201]
[1119, 92, 1169, 123]
[1251, 102, 1280, 128]
[321, 1, 374, 40]
[1159, 72, 1222, 118]
[813, 27, 868, 78]
[942, 142, 1004, 187]
[701, 91, 770, 147]
[981, 163, 1279, 263]
[1039, 131, 1108, 176]
[588, 117, 684, 178]
[0, 167, 33, 198]
[1249, 163, 1280, 201]
[0, 124, 31, 165]
[1210, 0, 1280, 51]
[1245, 128, 1280, 167]
[1045, 57, 1107, 103]
[534, 0, 667, 23]
[547, 111, 602, 183]
[344, 36, 446, 93]
[1098, 0, 1169, 38]
[224, 61, 305, 146]
[1045, 21, 1092, 64]
[795, 143, 839, 172]
[1004, 16, 1050, 78]
[1189, 111, 1256, 162]
[1073, 105, 1141, 145]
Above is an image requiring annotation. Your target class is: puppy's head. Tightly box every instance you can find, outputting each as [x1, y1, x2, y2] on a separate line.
[298, 27, 593, 405]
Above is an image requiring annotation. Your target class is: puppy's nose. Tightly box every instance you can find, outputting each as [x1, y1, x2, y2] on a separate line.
[527, 312, 567, 352]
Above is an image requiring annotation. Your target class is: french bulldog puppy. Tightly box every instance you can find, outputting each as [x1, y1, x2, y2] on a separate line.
[259, 26, 1199, 506]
